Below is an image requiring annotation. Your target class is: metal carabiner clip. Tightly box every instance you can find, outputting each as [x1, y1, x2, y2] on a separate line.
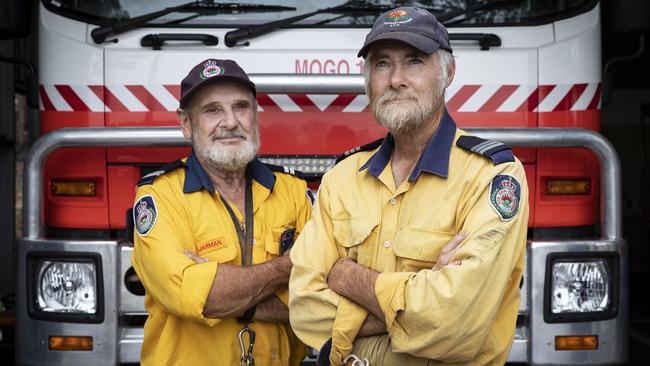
[238, 325, 256, 366]
[343, 354, 370, 366]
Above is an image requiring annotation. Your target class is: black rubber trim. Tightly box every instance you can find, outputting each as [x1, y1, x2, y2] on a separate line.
[141, 33, 218, 50]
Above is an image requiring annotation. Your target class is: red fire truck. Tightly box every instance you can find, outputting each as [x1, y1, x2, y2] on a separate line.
[13, 0, 627, 364]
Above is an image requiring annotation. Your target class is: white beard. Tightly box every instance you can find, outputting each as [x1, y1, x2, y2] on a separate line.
[370, 79, 445, 135]
[193, 123, 260, 172]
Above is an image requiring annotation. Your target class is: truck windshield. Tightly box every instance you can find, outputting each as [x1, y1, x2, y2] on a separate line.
[43, 0, 595, 27]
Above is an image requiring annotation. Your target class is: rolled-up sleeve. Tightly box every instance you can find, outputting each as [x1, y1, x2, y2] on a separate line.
[289, 174, 342, 349]
[132, 185, 222, 326]
[375, 161, 529, 362]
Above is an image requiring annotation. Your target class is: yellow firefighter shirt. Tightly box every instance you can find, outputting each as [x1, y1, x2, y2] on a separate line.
[132, 154, 312, 366]
[289, 111, 529, 365]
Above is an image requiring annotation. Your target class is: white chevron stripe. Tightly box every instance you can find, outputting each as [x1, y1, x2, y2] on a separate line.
[472, 140, 499, 153]
[44, 85, 72, 111]
[41, 84, 600, 114]
[106, 85, 148, 112]
[458, 84, 501, 112]
[70, 85, 106, 112]
[268, 94, 301, 112]
[145, 84, 178, 111]
[571, 83, 598, 111]
[535, 84, 572, 112]
[343, 95, 369, 112]
[496, 84, 537, 112]
[257, 104, 264, 112]
[477, 141, 503, 154]
[444, 83, 462, 103]
[307, 94, 338, 111]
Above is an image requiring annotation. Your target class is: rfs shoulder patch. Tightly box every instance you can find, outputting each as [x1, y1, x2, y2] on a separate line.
[489, 175, 521, 221]
[134, 195, 158, 236]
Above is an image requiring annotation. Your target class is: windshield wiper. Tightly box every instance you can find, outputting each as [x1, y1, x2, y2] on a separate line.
[224, 0, 411, 47]
[437, 0, 525, 24]
[91, 1, 296, 44]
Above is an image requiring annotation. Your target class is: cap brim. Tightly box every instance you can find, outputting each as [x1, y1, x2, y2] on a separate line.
[179, 76, 256, 108]
[357, 31, 441, 58]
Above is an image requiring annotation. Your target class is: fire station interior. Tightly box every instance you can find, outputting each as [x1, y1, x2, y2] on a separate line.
[0, 1, 649, 365]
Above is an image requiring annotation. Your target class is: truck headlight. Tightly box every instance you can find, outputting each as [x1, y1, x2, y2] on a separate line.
[544, 253, 619, 323]
[37, 261, 96, 313]
[28, 253, 104, 323]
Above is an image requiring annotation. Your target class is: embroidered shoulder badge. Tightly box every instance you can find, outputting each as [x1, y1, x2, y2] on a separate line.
[134, 195, 158, 236]
[489, 175, 521, 221]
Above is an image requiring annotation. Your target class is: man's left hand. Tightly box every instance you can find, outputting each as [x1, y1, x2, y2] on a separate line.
[431, 231, 468, 272]
[183, 249, 208, 264]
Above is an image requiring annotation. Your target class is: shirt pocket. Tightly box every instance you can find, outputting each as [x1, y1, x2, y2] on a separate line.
[332, 217, 378, 266]
[393, 228, 455, 272]
[267, 227, 285, 257]
[254, 226, 292, 262]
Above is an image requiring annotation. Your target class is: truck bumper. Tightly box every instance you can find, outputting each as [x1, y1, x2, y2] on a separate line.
[16, 238, 627, 365]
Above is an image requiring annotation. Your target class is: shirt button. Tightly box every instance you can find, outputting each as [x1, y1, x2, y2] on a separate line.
[389, 198, 397, 205]
[271, 351, 278, 359]
[384, 241, 391, 248]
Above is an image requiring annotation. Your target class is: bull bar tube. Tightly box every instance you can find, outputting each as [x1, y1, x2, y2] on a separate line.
[16, 75, 627, 366]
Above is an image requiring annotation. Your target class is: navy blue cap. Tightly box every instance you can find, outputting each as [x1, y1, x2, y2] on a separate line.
[358, 7, 453, 58]
[179, 59, 256, 108]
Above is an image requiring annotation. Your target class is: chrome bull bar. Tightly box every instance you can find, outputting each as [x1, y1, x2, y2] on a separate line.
[24, 128, 622, 242]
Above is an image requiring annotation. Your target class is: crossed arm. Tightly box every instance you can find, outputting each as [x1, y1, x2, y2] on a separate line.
[325, 231, 468, 337]
[184, 250, 293, 322]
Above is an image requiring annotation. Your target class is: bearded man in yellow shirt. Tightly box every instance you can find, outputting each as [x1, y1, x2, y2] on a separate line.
[289, 7, 529, 366]
[132, 59, 311, 365]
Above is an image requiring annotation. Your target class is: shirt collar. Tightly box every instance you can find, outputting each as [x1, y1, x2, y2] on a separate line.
[360, 109, 457, 180]
[183, 153, 276, 193]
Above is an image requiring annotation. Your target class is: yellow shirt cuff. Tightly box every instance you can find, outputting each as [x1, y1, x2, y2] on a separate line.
[180, 261, 220, 326]
[375, 272, 412, 329]
[330, 298, 367, 365]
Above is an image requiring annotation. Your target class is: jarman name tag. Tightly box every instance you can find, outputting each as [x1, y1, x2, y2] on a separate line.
[197, 238, 226, 255]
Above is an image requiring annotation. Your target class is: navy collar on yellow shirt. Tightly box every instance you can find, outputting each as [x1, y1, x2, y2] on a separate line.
[183, 153, 276, 193]
[360, 109, 457, 181]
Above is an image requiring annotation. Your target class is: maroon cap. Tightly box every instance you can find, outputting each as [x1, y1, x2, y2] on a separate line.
[179, 59, 256, 108]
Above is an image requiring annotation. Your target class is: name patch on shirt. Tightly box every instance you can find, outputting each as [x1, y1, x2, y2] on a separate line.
[197, 237, 226, 255]
[489, 175, 521, 221]
[134, 195, 158, 236]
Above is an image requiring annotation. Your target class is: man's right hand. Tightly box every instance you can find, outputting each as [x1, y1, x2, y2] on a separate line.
[431, 231, 468, 272]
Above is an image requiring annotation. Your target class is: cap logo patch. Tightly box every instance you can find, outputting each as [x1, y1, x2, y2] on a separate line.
[200, 60, 224, 79]
[489, 174, 521, 221]
[134, 195, 158, 236]
[384, 9, 412, 26]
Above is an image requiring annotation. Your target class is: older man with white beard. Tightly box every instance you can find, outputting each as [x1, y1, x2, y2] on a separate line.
[131, 59, 311, 366]
[289, 7, 529, 366]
